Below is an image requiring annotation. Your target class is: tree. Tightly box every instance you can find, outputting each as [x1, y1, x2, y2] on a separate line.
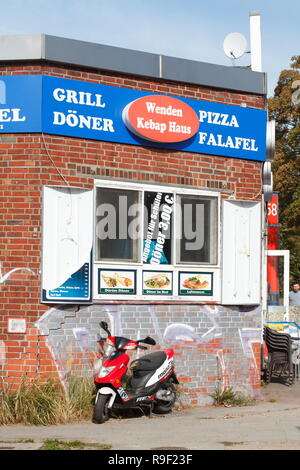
[268, 56, 300, 283]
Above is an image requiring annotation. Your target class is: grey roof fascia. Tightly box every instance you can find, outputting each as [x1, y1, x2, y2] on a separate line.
[44, 35, 160, 78]
[0, 34, 44, 60]
[0, 34, 267, 95]
[162, 55, 267, 96]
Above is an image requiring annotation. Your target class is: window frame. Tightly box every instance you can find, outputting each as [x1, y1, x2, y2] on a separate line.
[95, 186, 142, 263]
[175, 193, 218, 266]
[94, 179, 220, 269]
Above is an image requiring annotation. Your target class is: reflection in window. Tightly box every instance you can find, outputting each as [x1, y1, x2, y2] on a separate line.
[177, 195, 217, 264]
[95, 187, 140, 262]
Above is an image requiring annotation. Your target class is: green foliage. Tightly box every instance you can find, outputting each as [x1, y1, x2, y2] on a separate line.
[40, 439, 112, 450]
[210, 385, 256, 407]
[67, 373, 95, 420]
[268, 55, 300, 283]
[0, 376, 94, 425]
[41, 440, 86, 450]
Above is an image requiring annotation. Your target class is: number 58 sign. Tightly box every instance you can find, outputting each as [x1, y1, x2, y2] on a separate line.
[267, 193, 278, 225]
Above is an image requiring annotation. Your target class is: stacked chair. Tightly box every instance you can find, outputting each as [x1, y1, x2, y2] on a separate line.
[263, 326, 294, 386]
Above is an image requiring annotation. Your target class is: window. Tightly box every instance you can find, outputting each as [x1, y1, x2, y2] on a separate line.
[176, 194, 218, 265]
[95, 182, 218, 267]
[95, 187, 141, 262]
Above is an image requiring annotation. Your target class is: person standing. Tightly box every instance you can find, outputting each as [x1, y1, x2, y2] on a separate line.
[289, 283, 300, 306]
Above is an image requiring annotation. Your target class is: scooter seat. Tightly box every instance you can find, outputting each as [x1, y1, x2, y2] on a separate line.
[131, 351, 167, 372]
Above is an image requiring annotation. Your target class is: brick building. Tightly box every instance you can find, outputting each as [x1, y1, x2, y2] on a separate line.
[0, 34, 268, 405]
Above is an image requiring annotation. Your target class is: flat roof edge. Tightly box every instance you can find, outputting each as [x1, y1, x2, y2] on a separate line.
[0, 34, 267, 95]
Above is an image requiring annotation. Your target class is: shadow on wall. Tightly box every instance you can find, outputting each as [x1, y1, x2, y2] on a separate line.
[34, 304, 262, 406]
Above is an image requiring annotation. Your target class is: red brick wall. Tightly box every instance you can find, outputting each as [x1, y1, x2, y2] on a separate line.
[0, 62, 266, 392]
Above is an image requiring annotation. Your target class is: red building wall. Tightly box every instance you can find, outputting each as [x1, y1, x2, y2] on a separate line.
[0, 62, 265, 401]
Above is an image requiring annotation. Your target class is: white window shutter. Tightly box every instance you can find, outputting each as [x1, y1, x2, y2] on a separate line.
[41, 186, 93, 303]
[221, 200, 261, 305]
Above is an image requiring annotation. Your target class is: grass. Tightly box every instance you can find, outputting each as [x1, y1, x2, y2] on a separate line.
[0, 439, 34, 443]
[40, 439, 112, 451]
[0, 439, 111, 450]
[219, 441, 245, 447]
[0, 375, 95, 426]
[210, 385, 256, 407]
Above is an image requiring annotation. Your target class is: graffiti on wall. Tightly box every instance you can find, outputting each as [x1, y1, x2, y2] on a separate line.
[0, 263, 35, 285]
[32, 303, 261, 402]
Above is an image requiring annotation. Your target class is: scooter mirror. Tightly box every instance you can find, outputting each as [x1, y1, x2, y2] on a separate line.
[100, 321, 109, 333]
[141, 336, 156, 346]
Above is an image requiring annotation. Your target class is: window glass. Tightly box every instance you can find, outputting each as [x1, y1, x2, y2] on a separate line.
[177, 194, 218, 264]
[95, 187, 140, 262]
[95, 184, 218, 266]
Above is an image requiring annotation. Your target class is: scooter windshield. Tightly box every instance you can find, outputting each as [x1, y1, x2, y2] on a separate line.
[93, 341, 115, 377]
[102, 343, 115, 361]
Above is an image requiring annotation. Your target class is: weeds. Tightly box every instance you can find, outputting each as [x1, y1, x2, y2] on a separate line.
[219, 441, 245, 447]
[0, 375, 95, 426]
[0, 439, 34, 444]
[210, 385, 256, 407]
[40, 439, 111, 450]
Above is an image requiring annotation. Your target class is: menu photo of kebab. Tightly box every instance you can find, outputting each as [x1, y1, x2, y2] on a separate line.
[143, 271, 172, 294]
[179, 272, 213, 295]
[99, 270, 136, 294]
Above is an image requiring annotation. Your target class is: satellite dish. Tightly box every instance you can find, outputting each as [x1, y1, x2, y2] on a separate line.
[223, 32, 247, 59]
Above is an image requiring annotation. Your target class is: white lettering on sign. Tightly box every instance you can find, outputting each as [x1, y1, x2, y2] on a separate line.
[0, 108, 26, 122]
[198, 132, 258, 151]
[136, 117, 192, 136]
[146, 101, 183, 117]
[199, 110, 239, 127]
[169, 122, 191, 134]
[150, 194, 174, 265]
[137, 117, 167, 134]
[53, 110, 115, 133]
[53, 88, 106, 108]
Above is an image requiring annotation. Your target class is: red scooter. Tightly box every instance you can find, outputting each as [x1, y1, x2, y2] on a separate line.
[93, 321, 179, 423]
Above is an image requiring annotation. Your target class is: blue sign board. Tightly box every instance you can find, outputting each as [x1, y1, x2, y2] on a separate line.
[0, 75, 42, 132]
[0, 75, 267, 161]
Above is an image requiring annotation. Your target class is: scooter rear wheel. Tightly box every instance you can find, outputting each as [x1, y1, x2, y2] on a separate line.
[92, 394, 110, 424]
[153, 383, 176, 414]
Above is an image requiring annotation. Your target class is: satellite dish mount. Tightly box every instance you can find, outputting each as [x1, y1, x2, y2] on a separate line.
[223, 32, 247, 65]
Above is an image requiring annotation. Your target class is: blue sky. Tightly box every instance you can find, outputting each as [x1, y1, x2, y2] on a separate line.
[0, 0, 299, 96]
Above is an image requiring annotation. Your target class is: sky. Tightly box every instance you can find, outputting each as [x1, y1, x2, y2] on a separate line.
[0, 0, 299, 96]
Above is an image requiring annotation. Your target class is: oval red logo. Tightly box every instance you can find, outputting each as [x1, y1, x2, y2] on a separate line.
[122, 95, 199, 143]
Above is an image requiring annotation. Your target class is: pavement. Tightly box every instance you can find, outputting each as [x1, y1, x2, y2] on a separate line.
[1, 380, 300, 451]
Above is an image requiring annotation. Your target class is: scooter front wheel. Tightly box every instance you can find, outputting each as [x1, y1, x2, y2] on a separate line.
[92, 393, 110, 424]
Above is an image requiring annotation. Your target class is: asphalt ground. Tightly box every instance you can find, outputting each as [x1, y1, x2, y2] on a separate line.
[1, 380, 300, 452]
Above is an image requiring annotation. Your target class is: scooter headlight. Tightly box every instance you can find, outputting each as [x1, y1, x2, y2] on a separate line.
[124, 344, 137, 350]
[98, 366, 115, 378]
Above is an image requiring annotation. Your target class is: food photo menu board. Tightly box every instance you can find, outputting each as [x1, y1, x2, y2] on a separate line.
[178, 272, 213, 296]
[98, 269, 136, 295]
[96, 269, 215, 298]
[142, 271, 173, 295]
